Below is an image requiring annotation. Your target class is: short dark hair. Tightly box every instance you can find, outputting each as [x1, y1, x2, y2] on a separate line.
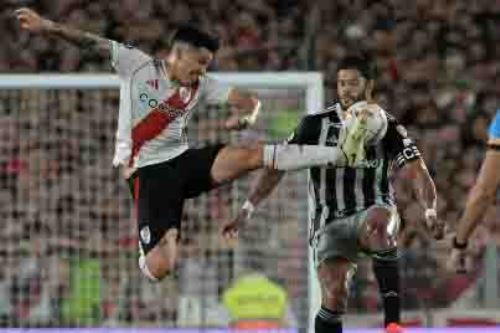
[337, 54, 376, 80]
[170, 25, 220, 53]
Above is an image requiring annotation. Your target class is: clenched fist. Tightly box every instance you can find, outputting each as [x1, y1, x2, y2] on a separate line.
[15, 8, 54, 33]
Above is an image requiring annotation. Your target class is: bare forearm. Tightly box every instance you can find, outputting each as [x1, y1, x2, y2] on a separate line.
[456, 150, 499, 243]
[411, 161, 437, 210]
[247, 168, 285, 206]
[455, 187, 494, 243]
[16, 8, 112, 56]
[46, 22, 111, 56]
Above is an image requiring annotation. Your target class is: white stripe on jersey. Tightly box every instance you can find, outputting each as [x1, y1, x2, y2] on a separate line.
[354, 168, 365, 210]
[374, 145, 385, 204]
[318, 117, 330, 230]
[335, 168, 345, 213]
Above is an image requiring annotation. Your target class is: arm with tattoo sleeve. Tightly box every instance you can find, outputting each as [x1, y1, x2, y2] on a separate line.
[15, 7, 111, 57]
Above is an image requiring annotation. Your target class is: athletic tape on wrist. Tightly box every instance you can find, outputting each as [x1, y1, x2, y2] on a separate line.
[242, 200, 255, 219]
[424, 208, 437, 219]
[452, 236, 468, 250]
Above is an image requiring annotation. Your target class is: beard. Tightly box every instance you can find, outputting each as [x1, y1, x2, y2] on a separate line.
[340, 95, 363, 109]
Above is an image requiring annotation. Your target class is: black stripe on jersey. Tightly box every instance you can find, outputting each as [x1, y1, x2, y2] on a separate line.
[343, 168, 357, 213]
[310, 167, 323, 232]
[362, 146, 376, 207]
[380, 150, 391, 205]
[325, 168, 337, 214]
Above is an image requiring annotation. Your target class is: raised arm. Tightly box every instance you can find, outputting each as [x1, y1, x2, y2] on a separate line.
[15, 7, 111, 57]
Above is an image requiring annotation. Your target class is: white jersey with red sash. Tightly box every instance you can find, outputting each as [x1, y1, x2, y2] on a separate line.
[110, 41, 231, 168]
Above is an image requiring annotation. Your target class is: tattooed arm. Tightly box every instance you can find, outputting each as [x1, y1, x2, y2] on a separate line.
[15, 7, 111, 57]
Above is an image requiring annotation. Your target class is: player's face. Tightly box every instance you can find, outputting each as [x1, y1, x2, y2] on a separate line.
[337, 69, 367, 109]
[172, 47, 214, 86]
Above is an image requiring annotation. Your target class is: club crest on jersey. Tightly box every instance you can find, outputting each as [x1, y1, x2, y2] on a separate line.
[140, 226, 151, 244]
[179, 87, 192, 103]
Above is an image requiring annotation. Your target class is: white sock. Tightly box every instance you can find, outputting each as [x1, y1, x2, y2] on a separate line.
[263, 144, 346, 170]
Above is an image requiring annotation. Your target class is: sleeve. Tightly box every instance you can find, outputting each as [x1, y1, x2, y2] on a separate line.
[488, 110, 500, 141]
[286, 116, 317, 145]
[110, 41, 151, 78]
[383, 116, 421, 168]
[202, 75, 232, 104]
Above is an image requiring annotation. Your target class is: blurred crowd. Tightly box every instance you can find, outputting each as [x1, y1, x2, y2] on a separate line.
[0, 0, 499, 328]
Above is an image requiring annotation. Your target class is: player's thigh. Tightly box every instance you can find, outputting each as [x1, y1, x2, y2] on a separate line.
[135, 162, 184, 262]
[178, 144, 227, 198]
[313, 217, 362, 265]
[209, 143, 263, 184]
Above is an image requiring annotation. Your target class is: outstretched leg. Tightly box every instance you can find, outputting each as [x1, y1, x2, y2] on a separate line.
[210, 143, 348, 184]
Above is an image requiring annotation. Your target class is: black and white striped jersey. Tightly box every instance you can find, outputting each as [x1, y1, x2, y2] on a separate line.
[287, 102, 421, 238]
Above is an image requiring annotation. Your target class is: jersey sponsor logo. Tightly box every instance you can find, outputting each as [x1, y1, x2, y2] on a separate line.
[358, 158, 383, 168]
[140, 226, 151, 244]
[179, 87, 193, 102]
[139, 92, 159, 108]
[138, 92, 186, 118]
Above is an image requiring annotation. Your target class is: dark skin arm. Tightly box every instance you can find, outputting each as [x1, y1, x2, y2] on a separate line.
[221, 168, 284, 239]
[400, 158, 443, 239]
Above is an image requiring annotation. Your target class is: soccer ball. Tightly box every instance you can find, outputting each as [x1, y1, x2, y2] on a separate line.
[345, 101, 388, 144]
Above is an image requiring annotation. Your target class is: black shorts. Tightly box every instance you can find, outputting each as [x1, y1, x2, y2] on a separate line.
[128, 145, 224, 254]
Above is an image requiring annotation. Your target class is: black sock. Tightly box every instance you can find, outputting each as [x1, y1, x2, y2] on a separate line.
[315, 306, 342, 333]
[373, 252, 401, 326]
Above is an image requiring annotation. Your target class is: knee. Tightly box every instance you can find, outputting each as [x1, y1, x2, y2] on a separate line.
[366, 207, 392, 227]
[138, 253, 173, 282]
[139, 230, 177, 282]
[360, 207, 396, 251]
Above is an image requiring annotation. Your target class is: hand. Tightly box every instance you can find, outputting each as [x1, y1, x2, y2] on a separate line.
[15, 8, 54, 33]
[425, 213, 445, 240]
[220, 208, 249, 241]
[449, 247, 470, 274]
[224, 115, 249, 131]
[122, 166, 136, 180]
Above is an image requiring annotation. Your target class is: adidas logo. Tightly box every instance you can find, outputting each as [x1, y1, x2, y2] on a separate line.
[146, 79, 159, 90]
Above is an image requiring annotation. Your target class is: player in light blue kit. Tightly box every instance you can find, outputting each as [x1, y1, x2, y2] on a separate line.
[450, 110, 500, 272]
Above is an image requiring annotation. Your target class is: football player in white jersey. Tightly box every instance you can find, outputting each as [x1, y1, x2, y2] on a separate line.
[16, 8, 371, 282]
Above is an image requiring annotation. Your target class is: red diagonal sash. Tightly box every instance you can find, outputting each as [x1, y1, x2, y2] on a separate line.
[129, 84, 199, 166]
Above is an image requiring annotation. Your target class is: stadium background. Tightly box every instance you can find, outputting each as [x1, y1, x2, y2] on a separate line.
[0, 0, 498, 331]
